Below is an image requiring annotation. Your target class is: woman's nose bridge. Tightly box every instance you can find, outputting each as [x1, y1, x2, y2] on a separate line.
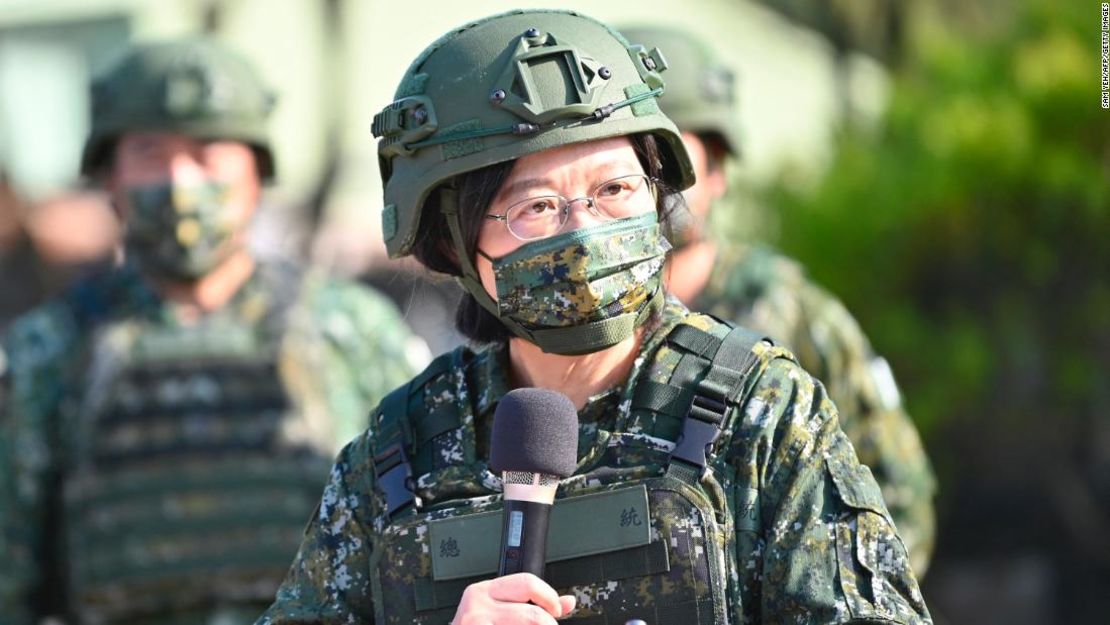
[565, 195, 600, 216]
[559, 195, 603, 232]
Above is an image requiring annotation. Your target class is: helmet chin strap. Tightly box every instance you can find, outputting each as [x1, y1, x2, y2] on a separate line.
[439, 184, 538, 343]
[439, 184, 665, 356]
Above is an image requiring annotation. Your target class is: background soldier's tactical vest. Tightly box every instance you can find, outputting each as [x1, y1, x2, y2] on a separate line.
[59, 268, 334, 624]
[367, 316, 777, 625]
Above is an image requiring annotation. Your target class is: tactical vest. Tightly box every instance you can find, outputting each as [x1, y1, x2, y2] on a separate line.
[60, 268, 334, 624]
[366, 316, 777, 625]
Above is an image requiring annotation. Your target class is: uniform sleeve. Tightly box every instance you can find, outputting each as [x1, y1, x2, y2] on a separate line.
[297, 274, 430, 448]
[0, 306, 76, 625]
[789, 283, 937, 577]
[701, 245, 937, 576]
[740, 358, 931, 625]
[257, 430, 380, 624]
[0, 347, 32, 625]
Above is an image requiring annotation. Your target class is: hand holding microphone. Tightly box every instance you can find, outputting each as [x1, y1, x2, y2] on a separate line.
[453, 388, 579, 625]
[489, 388, 579, 577]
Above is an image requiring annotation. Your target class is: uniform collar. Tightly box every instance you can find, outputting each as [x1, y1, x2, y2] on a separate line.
[470, 295, 693, 445]
[114, 257, 276, 327]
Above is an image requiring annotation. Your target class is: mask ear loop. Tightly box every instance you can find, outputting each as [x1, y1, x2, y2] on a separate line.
[438, 184, 539, 344]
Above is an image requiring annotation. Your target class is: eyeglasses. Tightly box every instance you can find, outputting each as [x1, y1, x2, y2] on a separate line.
[485, 173, 657, 241]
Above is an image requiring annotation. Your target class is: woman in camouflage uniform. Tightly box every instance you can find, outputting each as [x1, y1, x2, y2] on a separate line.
[260, 10, 932, 625]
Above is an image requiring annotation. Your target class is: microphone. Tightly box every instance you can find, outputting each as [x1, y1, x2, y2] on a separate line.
[489, 388, 579, 578]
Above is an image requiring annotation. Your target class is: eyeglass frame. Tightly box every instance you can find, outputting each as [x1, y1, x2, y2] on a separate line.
[484, 173, 660, 241]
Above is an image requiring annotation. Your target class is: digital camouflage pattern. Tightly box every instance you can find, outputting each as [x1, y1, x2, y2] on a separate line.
[492, 213, 671, 329]
[693, 242, 937, 576]
[0, 262, 426, 625]
[257, 299, 931, 624]
[125, 181, 239, 280]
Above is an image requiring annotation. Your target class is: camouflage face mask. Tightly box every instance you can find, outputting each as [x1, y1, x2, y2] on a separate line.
[483, 211, 671, 355]
[124, 180, 240, 280]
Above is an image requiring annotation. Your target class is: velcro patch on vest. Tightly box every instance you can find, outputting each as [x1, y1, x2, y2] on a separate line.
[428, 485, 651, 580]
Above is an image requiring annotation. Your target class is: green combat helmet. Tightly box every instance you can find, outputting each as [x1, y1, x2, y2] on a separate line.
[618, 26, 742, 156]
[372, 9, 695, 348]
[373, 9, 695, 259]
[80, 38, 277, 180]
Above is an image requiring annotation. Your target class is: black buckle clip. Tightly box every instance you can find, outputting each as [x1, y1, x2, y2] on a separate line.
[670, 380, 730, 471]
[373, 442, 417, 517]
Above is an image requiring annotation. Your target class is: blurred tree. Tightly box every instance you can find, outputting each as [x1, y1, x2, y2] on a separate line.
[754, 0, 1110, 617]
[755, 0, 1109, 620]
[752, 0, 907, 62]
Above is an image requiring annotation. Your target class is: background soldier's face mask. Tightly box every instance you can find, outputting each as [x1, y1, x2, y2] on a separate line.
[480, 211, 671, 355]
[124, 180, 239, 280]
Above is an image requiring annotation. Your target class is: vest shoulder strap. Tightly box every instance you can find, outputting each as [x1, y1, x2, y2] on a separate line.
[621, 314, 775, 477]
[370, 346, 474, 519]
[664, 321, 770, 480]
[370, 317, 775, 519]
[629, 316, 769, 441]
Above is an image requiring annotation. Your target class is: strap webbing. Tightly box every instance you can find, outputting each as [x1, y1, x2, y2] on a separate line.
[413, 407, 461, 450]
[529, 288, 664, 355]
[630, 380, 693, 417]
[668, 324, 722, 358]
[666, 324, 767, 481]
[373, 383, 416, 518]
[373, 346, 482, 516]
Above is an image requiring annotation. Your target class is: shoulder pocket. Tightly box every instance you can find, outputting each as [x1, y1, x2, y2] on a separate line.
[825, 429, 891, 519]
[826, 430, 926, 622]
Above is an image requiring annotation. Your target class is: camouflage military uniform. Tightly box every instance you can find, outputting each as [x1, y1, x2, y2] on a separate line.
[257, 299, 931, 624]
[0, 261, 425, 625]
[694, 242, 937, 576]
[262, 10, 931, 623]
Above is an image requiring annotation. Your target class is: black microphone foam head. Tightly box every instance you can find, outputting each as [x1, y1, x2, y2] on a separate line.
[489, 388, 579, 478]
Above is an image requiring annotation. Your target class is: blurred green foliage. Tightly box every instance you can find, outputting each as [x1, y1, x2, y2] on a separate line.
[760, 0, 1109, 447]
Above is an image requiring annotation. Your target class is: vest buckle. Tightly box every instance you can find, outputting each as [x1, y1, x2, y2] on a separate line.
[373, 442, 418, 517]
[669, 379, 729, 473]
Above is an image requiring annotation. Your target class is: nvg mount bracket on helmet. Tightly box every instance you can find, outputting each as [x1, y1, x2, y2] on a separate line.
[373, 34, 669, 157]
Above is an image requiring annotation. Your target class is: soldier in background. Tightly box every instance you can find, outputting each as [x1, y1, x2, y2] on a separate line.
[621, 25, 937, 576]
[0, 38, 426, 625]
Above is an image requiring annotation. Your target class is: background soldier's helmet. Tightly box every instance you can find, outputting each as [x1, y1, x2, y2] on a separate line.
[618, 26, 742, 156]
[373, 9, 696, 259]
[80, 38, 277, 180]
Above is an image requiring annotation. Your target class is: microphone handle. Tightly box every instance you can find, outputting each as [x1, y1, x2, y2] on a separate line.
[498, 499, 552, 577]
